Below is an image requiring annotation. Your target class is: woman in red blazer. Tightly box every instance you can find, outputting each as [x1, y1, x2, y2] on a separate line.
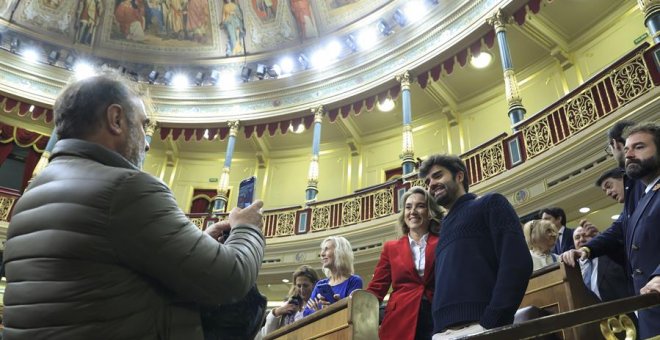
[367, 186, 442, 340]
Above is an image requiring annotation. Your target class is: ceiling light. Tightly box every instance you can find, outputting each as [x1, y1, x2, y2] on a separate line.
[47, 50, 59, 65]
[470, 51, 492, 69]
[221, 70, 239, 87]
[148, 70, 159, 84]
[403, 1, 426, 24]
[289, 123, 305, 134]
[377, 19, 393, 35]
[209, 70, 220, 85]
[22, 49, 40, 63]
[345, 34, 357, 52]
[579, 207, 590, 214]
[268, 64, 280, 78]
[311, 50, 330, 69]
[282, 279, 290, 283]
[326, 40, 343, 60]
[194, 72, 205, 86]
[279, 57, 294, 74]
[611, 214, 620, 220]
[171, 74, 189, 88]
[163, 71, 173, 85]
[377, 98, 395, 112]
[240, 66, 252, 82]
[256, 64, 268, 79]
[10, 37, 19, 53]
[63, 55, 76, 70]
[298, 53, 310, 69]
[356, 27, 378, 49]
[73, 62, 95, 79]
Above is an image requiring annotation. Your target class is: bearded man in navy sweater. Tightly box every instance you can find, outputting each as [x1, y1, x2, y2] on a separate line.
[420, 154, 533, 339]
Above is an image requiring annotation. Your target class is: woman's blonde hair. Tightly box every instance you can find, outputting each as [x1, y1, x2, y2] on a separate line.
[321, 236, 354, 278]
[523, 219, 558, 252]
[397, 186, 443, 235]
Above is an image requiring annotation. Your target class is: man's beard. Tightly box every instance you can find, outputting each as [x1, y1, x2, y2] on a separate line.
[434, 181, 457, 208]
[626, 155, 659, 180]
[123, 127, 146, 168]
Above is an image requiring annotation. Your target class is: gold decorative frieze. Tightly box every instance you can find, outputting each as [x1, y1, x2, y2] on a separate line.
[342, 198, 361, 225]
[523, 120, 553, 158]
[311, 206, 331, 231]
[275, 212, 296, 237]
[565, 91, 597, 134]
[189, 217, 205, 230]
[0, 196, 16, 222]
[611, 54, 652, 103]
[374, 190, 394, 217]
[480, 143, 506, 178]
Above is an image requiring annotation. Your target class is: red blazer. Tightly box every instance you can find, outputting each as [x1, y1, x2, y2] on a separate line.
[367, 234, 438, 340]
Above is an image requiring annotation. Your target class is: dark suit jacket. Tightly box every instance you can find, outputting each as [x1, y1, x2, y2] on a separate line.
[594, 255, 633, 302]
[552, 227, 575, 254]
[625, 183, 660, 338]
[367, 234, 438, 340]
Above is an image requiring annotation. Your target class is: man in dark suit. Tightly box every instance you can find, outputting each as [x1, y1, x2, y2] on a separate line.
[562, 122, 660, 339]
[573, 220, 632, 302]
[540, 207, 574, 254]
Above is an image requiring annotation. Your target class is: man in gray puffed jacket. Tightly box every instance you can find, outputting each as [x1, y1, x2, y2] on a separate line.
[3, 73, 265, 340]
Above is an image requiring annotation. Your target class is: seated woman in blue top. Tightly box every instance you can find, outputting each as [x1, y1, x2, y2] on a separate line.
[303, 236, 363, 316]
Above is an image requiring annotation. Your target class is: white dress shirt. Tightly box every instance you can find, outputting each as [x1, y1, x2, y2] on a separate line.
[408, 233, 429, 277]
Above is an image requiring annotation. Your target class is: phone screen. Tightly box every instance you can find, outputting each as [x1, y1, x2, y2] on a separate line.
[316, 283, 335, 303]
[237, 176, 256, 209]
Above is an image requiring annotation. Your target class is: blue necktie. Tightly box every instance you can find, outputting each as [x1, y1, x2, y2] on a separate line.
[581, 259, 593, 288]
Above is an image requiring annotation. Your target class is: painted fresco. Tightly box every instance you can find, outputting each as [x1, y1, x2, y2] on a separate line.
[76, 0, 104, 45]
[12, 0, 78, 37]
[221, 0, 245, 55]
[289, 0, 317, 40]
[252, 0, 277, 21]
[327, 0, 357, 9]
[0, 0, 18, 19]
[111, 0, 212, 46]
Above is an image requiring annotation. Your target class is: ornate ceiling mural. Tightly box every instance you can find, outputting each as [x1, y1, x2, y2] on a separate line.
[2, 0, 390, 62]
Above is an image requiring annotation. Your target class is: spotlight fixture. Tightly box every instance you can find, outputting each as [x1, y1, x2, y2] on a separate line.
[10, 37, 20, 53]
[171, 74, 189, 88]
[64, 55, 76, 70]
[209, 70, 220, 85]
[393, 9, 407, 27]
[240, 66, 252, 82]
[256, 64, 267, 79]
[148, 70, 159, 84]
[163, 71, 173, 85]
[345, 34, 357, 52]
[279, 57, 294, 74]
[298, 53, 310, 69]
[47, 50, 59, 65]
[22, 49, 40, 63]
[194, 72, 205, 85]
[377, 19, 393, 35]
[267, 65, 280, 78]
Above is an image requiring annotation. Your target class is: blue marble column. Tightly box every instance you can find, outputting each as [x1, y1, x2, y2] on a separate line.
[31, 128, 58, 178]
[396, 71, 415, 175]
[213, 121, 240, 215]
[488, 10, 526, 128]
[639, 0, 660, 43]
[306, 106, 324, 202]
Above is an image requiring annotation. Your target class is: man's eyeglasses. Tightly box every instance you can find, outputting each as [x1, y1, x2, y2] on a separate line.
[604, 145, 613, 156]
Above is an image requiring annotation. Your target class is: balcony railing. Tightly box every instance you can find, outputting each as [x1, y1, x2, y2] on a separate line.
[461, 42, 659, 186]
[0, 187, 20, 223]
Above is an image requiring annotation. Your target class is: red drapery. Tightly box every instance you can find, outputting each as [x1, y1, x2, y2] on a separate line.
[0, 122, 50, 191]
[190, 188, 218, 213]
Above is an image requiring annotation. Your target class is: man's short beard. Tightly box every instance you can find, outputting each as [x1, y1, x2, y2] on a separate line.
[626, 155, 659, 180]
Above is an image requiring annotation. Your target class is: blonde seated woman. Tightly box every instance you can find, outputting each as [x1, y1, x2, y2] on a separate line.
[523, 219, 559, 271]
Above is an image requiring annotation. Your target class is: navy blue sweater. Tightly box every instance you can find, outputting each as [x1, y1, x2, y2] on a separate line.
[432, 193, 532, 332]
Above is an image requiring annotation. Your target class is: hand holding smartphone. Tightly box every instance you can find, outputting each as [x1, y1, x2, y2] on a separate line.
[315, 283, 336, 304]
[223, 176, 258, 241]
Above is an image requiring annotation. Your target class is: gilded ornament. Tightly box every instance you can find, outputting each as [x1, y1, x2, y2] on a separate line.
[611, 55, 652, 103]
[311, 206, 330, 231]
[275, 212, 296, 236]
[565, 91, 597, 134]
[523, 120, 553, 157]
[600, 314, 636, 340]
[374, 190, 394, 217]
[342, 198, 361, 225]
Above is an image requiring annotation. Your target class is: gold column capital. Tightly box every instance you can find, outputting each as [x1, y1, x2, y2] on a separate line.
[312, 106, 325, 123]
[487, 9, 510, 33]
[396, 71, 412, 90]
[145, 120, 158, 137]
[228, 121, 240, 136]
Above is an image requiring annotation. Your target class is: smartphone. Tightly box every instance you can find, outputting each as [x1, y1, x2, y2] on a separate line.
[288, 295, 303, 306]
[315, 283, 336, 303]
[237, 176, 256, 209]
